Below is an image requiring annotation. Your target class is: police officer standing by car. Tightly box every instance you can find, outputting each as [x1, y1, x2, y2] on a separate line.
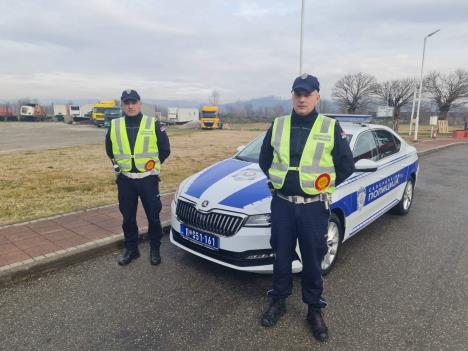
[259, 74, 355, 342]
[106, 89, 170, 266]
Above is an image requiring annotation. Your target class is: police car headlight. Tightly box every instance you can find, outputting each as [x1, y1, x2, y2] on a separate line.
[173, 176, 194, 205]
[244, 214, 271, 227]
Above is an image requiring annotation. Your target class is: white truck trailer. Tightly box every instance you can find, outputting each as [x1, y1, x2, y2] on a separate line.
[53, 104, 69, 119]
[166, 107, 199, 124]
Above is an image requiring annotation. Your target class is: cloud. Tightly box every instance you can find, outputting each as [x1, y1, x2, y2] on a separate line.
[0, 0, 467, 102]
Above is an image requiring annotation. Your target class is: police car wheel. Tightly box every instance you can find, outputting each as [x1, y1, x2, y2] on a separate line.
[390, 179, 414, 215]
[321, 213, 343, 275]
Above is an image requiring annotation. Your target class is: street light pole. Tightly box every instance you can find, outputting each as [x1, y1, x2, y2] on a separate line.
[408, 84, 417, 136]
[414, 29, 440, 142]
[299, 0, 305, 74]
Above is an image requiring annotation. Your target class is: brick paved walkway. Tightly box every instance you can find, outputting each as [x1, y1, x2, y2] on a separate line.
[1, 137, 467, 272]
[0, 194, 172, 269]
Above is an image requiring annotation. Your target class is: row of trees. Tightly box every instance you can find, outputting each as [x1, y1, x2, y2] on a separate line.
[332, 69, 468, 130]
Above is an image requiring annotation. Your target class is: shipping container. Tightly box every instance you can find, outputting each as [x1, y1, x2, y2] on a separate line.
[0, 105, 17, 121]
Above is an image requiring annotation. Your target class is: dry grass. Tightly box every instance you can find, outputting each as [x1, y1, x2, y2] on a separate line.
[0, 129, 264, 225]
[225, 122, 271, 131]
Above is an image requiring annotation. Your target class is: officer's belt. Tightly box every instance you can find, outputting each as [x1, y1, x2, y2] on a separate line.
[121, 170, 157, 179]
[275, 192, 324, 204]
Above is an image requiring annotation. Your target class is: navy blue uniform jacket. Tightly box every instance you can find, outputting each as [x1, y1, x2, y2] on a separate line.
[105, 113, 171, 172]
[259, 110, 355, 197]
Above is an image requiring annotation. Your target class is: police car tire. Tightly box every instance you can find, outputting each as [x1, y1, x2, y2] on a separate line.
[321, 213, 343, 275]
[390, 179, 414, 215]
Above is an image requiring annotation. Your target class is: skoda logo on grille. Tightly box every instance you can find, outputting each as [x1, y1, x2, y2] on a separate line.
[201, 200, 209, 208]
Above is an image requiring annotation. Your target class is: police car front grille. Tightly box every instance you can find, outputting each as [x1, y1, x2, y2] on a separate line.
[176, 200, 245, 237]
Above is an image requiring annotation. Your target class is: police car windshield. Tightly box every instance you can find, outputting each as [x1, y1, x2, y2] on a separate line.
[235, 134, 264, 163]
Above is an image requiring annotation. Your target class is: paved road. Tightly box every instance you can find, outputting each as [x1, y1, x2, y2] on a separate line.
[1, 145, 467, 351]
[0, 122, 105, 154]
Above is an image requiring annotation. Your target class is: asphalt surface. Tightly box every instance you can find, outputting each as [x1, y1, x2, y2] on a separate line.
[0, 122, 105, 154]
[1, 145, 467, 351]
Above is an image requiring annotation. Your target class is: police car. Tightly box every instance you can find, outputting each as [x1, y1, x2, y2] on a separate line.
[170, 116, 419, 274]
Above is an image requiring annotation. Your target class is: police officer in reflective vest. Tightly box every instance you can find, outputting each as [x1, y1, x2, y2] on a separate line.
[259, 74, 355, 342]
[106, 89, 170, 266]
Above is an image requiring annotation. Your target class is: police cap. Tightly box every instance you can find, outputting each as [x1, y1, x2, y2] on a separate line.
[121, 89, 141, 102]
[291, 74, 320, 93]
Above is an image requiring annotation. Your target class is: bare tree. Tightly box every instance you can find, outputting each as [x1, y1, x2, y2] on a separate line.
[317, 99, 333, 114]
[209, 90, 220, 106]
[374, 78, 416, 131]
[332, 73, 378, 114]
[424, 69, 468, 120]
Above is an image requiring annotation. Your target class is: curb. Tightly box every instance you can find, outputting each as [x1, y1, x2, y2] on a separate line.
[416, 141, 468, 157]
[0, 221, 171, 288]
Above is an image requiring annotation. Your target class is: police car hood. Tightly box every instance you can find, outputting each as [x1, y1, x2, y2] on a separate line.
[179, 158, 271, 215]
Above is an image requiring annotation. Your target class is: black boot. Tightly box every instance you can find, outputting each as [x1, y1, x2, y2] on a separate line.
[118, 248, 140, 266]
[261, 298, 286, 327]
[307, 308, 329, 342]
[150, 247, 161, 265]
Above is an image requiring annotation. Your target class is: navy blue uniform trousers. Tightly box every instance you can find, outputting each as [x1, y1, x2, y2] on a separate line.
[117, 175, 163, 250]
[268, 195, 329, 309]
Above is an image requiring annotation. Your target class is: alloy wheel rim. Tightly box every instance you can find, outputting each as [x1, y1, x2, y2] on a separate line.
[322, 221, 339, 270]
[403, 181, 413, 210]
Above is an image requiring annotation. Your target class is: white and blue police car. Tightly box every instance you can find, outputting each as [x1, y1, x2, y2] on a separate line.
[170, 116, 419, 274]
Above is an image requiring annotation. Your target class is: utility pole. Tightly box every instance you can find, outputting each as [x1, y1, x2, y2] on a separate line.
[414, 29, 440, 141]
[299, 0, 305, 75]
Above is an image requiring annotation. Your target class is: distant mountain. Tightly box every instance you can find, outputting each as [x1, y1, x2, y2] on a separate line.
[1, 95, 344, 114]
[222, 96, 290, 110]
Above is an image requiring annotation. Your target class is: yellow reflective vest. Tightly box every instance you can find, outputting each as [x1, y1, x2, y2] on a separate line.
[110, 115, 160, 173]
[268, 114, 336, 195]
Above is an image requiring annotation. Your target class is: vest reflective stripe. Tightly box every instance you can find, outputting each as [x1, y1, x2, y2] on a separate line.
[270, 115, 290, 176]
[270, 163, 289, 172]
[110, 115, 160, 173]
[268, 114, 336, 195]
[135, 116, 154, 158]
[113, 118, 125, 156]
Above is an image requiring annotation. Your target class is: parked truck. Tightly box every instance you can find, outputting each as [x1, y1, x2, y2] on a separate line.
[0, 104, 16, 121]
[91, 100, 117, 127]
[200, 105, 222, 129]
[166, 107, 199, 124]
[19, 104, 46, 121]
[69, 105, 81, 118]
[103, 107, 122, 128]
[53, 104, 69, 121]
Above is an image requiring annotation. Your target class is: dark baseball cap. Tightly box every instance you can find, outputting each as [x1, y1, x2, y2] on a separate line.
[291, 74, 320, 93]
[121, 89, 140, 102]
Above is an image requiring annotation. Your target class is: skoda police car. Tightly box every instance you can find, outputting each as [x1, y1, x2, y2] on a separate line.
[170, 116, 419, 274]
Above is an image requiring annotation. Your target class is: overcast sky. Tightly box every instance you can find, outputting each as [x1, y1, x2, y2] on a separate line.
[1, 0, 467, 103]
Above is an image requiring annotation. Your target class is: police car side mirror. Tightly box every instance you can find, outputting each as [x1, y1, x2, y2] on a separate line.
[354, 159, 378, 172]
[236, 145, 246, 153]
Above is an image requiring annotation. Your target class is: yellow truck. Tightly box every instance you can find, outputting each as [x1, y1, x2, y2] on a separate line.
[200, 105, 222, 129]
[91, 100, 117, 127]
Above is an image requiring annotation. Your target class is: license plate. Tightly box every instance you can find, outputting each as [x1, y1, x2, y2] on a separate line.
[180, 224, 219, 250]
